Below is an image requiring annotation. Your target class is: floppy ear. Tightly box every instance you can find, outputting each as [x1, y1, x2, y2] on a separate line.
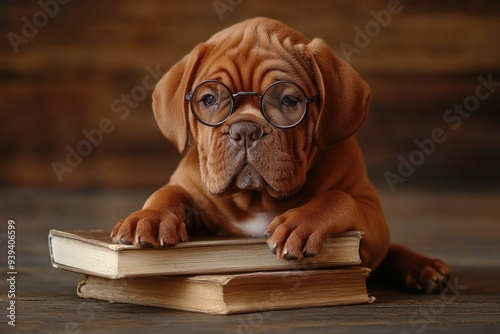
[307, 38, 371, 150]
[152, 43, 206, 153]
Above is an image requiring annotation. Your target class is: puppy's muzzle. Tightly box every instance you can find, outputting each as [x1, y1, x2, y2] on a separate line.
[229, 122, 264, 147]
[229, 122, 266, 190]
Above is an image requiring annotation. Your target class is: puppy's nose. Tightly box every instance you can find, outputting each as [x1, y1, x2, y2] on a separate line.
[229, 122, 264, 145]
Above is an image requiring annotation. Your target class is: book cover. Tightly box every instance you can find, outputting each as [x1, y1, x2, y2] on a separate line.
[77, 267, 375, 314]
[49, 229, 363, 278]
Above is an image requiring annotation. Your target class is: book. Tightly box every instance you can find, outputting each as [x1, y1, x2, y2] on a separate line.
[77, 267, 374, 314]
[49, 229, 362, 279]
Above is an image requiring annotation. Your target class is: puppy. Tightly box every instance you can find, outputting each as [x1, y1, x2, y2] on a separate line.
[111, 17, 451, 293]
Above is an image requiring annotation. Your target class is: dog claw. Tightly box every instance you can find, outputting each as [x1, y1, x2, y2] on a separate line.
[159, 239, 173, 247]
[303, 251, 316, 258]
[139, 239, 153, 248]
[119, 237, 133, 245]
[283, 252, 298, 261]
[267, 240, 278, 254]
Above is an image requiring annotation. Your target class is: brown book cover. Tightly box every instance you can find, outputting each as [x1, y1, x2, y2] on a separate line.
[49, 229, 363, 278]
[77, 267, 375, 314]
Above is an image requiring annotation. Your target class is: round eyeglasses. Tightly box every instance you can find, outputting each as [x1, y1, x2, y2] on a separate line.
[185, 80, 318, 129]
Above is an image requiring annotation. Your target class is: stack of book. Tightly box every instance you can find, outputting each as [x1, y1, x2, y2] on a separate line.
[48, 229, 374, 314]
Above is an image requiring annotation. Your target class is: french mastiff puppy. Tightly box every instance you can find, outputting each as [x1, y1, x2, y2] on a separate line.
[112, 18, 451, 293]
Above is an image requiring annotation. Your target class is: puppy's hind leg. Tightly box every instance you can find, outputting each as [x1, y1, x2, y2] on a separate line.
[373, 244, 452, 294]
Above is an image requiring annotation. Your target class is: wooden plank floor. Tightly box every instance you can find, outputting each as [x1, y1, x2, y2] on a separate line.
[0, 188, 499, 333]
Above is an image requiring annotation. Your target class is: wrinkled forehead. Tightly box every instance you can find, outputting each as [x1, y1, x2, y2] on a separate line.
[194, 26, 316, 95]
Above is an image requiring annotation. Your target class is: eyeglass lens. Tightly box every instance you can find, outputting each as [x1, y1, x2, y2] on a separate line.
[191, 81, 233, 125]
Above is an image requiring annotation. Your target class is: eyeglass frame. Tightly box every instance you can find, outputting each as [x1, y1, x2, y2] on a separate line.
[184, 80, 319, 129]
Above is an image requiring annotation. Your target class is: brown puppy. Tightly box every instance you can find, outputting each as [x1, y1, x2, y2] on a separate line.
[111, 18, 451, 293]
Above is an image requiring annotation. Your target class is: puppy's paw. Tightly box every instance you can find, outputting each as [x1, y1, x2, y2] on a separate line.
[111, 209, 188, 248]
[382, 245, 453, 294]
[404, 259, 452, 294]
[264, 209, 328, 260]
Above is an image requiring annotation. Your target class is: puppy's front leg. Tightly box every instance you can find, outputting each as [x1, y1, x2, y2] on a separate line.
[264, 190, 390, 268]
[111, 185, 193, 247]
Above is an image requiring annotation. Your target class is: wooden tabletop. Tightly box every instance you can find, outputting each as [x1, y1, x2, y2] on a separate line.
[1, 188, 499, 333]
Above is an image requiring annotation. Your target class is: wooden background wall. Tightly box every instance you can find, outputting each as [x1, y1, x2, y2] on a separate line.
[1, 0, 498, 191]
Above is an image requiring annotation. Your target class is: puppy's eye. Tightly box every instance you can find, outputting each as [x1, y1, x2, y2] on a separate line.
[282, 95, 299, 106]
[201, 94, 217, 106]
